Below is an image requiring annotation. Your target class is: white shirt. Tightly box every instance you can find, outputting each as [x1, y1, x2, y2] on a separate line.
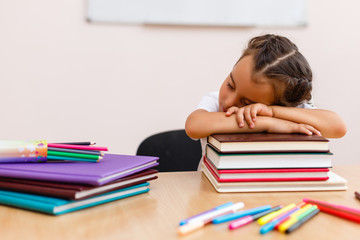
[195, 91, 316, 170]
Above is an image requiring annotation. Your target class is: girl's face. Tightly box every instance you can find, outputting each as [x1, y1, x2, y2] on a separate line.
[219, 55, 275, 112]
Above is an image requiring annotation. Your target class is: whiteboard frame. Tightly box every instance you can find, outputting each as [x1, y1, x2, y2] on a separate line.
[87, 0, 307, 27]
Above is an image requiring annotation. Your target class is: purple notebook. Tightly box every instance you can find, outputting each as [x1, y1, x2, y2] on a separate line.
[0, 154, 159, 186]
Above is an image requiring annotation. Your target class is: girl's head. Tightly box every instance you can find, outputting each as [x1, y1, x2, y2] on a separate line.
[219, 34, 312, 112]
[241, 34, 312, 107]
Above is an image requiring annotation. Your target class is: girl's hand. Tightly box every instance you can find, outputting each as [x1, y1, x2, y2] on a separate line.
[226, 103, 273, 128]
[266, 118, 322, 136]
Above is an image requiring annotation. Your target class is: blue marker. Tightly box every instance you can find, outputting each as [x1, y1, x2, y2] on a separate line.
[179, 202, 234, 226]
[212, 205, 272, 224]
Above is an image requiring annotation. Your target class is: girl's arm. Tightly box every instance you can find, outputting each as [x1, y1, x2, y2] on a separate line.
[185, 109, 319, 139]
[226, 104, 347, 139]
[271, 106, 347, 138]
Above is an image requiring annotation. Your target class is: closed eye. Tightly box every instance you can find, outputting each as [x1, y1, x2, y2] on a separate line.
[228, 73, 236, 90]
[242, 98, 254, 105]
[227, 82, 234, 90]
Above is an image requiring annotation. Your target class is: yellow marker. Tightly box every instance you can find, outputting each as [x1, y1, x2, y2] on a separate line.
[257, 203, 296, 225]
[278, 204, 314, 233]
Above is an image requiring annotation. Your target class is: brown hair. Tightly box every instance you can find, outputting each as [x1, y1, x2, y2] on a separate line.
[239, 34, 312, 107]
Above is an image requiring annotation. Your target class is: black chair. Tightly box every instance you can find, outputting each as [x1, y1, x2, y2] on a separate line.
[136, 129, 202, 172]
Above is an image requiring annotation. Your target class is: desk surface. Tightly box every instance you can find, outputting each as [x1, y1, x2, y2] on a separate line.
[1, 165, 360, 240]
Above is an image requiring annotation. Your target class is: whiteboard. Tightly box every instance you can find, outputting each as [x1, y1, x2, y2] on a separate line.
[87, 0, 307, 27]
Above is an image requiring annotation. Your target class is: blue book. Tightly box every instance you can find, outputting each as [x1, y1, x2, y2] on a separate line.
[0, 182, 150, 215]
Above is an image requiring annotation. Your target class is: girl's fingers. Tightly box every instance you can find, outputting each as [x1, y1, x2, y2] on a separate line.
[243, 108, 254, 128]
[250, 106, 259, 122]
[225, 107, 238, 116]
[305, 125, 322, 136]
[301, 128, 313, 135]
[236, 109, 245, 127]
[299, 125, 321, 136]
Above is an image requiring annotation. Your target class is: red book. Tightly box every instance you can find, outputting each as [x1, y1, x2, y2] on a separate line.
[0, 169, 157, 200]
[203, 157, 329, 182]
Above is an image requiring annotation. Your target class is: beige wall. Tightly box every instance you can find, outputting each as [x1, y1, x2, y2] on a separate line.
[0, 0, 359, 164]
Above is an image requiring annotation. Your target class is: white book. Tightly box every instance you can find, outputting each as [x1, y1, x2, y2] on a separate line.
[206, 145, 333, 169]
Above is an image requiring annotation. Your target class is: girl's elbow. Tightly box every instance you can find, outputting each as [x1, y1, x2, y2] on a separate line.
[325, 112, 347, 138]
[324, 121, 347, 139]
[185, 119, 209, 139]
[333, 123, 347, 138]
[185, 125, 196, 139]
[185, 120, 200, 139]
[185, 126, 204, 139]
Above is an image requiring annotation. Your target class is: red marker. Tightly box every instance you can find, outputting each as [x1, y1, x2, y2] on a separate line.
[303, 198, 360, 223]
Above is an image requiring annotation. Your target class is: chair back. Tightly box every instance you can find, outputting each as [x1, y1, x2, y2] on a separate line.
[136, 130, 201, 172]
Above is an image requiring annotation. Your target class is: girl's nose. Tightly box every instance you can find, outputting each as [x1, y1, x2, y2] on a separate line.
[224, 98, 234, 109]
[226, 95, 242, 109]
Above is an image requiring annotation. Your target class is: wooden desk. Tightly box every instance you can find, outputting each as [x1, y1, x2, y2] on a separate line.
[1, 165, 360, 240]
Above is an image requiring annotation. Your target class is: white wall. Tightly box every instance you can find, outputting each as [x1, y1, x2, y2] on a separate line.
[0, 0, 359, 165]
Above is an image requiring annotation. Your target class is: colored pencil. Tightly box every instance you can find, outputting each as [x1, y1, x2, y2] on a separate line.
[229, 206, 282, 230]
[48, 143, 108, 151]
[47, 150, 100, 160]
[47, 155, 100, 162]
[48, 147, 102, 156]
[54, 142, 95, 145]
[303, 198, 360, 223]
[285, 207, 320, 234]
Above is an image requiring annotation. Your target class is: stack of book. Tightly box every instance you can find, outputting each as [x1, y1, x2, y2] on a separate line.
[201, 133, 347, 193]
[0, 153, 159, 215]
